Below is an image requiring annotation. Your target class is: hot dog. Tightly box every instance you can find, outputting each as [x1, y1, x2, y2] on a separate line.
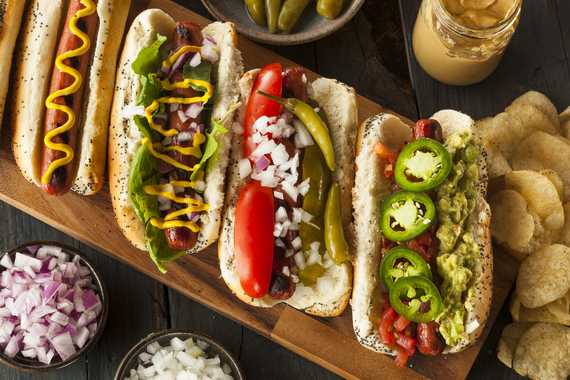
[109, 10, 244, 271]
[12, 0, 131, 195]
[351, 111, 492, 366]
[218, 63, 358, 317]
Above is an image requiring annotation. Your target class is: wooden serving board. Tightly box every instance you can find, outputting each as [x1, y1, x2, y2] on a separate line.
[0, 1, 518, 379]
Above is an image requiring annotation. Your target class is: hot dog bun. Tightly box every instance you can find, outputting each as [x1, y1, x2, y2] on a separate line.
[217, 69, 357, 317]
[0, 0, 26, 130]
[109, 9, 243, 254]
[351, 111, 492, 353]
[11, 0, 131, 195]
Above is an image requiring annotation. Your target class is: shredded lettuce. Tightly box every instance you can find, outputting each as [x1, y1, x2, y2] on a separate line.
[128, 144, 183, 273]
[132, 34, 167, 75]
[191, 119, 227, 180]
[137, 73, 162, 107]
[133, 115, 157, 140]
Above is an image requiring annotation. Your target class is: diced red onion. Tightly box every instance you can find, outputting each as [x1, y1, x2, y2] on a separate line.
[177, 109, 189, 124]
[50, 332, 76, 361]
[0, 255, 13, 269]
[201, 42, 219, 63]
[177, 131, 194, 143]
[26, 245, 42, 256]
[169, 103, 180, 113]
[185, 102, 203, 119]
[0, 245, 103, 364]
[238, 159, 252, 180]
[255, 156, 270, 171]
[168, 52, 190, 78]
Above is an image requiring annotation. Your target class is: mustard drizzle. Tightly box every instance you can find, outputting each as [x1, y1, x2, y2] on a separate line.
[42, 0, 96, 185]
[142, 45, 212, 233]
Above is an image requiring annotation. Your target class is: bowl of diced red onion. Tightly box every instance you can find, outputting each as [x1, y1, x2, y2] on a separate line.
[115, 330, 244, 380]
[0, 242, 108, 371]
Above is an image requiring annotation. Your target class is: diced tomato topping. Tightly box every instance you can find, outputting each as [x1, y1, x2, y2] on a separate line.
[417, 322, 444, 356]
[394, 315, 412, 332]
[394, 347, 410, 368]
[396, 334, 417, 356]
[374, 143, 398, 179]
[407, 230, 435, 263]
[379, 307, 397, 345]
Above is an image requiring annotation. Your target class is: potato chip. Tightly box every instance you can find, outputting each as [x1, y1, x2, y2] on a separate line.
[559, 203, 570, 246]
[506, 103, 559, 135]
[513, 323, 570, 380]
[508, 91, 560, 130]
[517, 244, 570, 308]
[540, 169, 564, 199]
[497, 322, 534, 369]
[490, 190, 535, 257]
[485, 146, 512, 178]
[505, 170, 564, 231]
[511, 292, 570, 326]
[511, 131, 570, 202]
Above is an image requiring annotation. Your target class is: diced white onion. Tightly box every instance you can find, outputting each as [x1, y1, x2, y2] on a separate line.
[238, 159, 252, 180]
[177, 131, 193, 143]
[270, 144, 289, 166]
[293, 252, 306, 270]
[293, 120, 314, 148]
[275, 207, 288, 223]
[291, 237, 302, 250]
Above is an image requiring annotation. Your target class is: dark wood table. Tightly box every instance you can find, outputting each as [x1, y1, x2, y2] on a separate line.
[5, 0, 568, 379]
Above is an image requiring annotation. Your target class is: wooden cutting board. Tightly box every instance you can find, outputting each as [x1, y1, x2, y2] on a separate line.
[0, 1, 518, 379]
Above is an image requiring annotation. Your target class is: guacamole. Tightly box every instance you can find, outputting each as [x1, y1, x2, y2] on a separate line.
[435, 132, 480, 347]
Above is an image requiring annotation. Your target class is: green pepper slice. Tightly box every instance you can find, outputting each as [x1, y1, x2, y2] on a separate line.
[324, 183, 350, 264]
[299, 145, 331, 254]
[389, 276, 443, 323]
[394, 138, 452, 192]
[380, 247, 432, 290]
[380, 191, 435, 242]
[257, 91, 336, 171]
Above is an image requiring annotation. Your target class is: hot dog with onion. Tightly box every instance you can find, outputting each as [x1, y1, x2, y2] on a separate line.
[12, 0, 131, 195]
[351, 111, 492, 366]
[109, 10, 243, 271]
[218, 63, 357, 316]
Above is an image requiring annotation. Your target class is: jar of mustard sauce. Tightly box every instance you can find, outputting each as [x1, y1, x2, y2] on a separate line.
[412, 0, 522, 86]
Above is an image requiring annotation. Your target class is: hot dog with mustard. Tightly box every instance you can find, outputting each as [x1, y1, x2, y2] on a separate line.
[12, 0, 131, 195]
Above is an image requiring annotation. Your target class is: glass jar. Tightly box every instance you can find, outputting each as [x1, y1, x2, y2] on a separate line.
[412, 0, 523, 86]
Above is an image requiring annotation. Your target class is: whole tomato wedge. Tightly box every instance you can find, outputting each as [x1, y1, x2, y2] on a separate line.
[235, 180, 275, 298]
[243, 62, 283, 157]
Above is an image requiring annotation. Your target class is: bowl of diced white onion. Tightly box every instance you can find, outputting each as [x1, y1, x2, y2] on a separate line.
[0, 241, 108, 371]
[115, 330, 244, 380]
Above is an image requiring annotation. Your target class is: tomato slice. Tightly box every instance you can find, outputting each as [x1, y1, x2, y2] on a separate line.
[235, 180, 275, 298]
[394, 347, 410, 368]
[243, 62, 283, 157]
[393, 315, 412, 332]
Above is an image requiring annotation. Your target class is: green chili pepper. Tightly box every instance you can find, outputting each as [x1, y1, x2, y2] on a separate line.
[277, 0, 311, 33]
[316, 0, 344, 19]
[299, 263, 326, 286]
[394, 138, 452, 192]
[245, 0, 267, 26]
[324, 183, 350, 264]
[257, 90, 336, 171]
[265, 0, 283, 33]
[380, 191, 435, 242]
[380, 247, 432, 290]
[389, 276, 443, 323]
[299, 145, 331, 254]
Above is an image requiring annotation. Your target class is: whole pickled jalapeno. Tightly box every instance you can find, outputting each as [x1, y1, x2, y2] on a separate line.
[299, 145, 331, 254]
[245, 0, 267, 26]
[380, 247, 432, 290]
[394, 138, 452, 192]
[278, 0, 311, 33]
[265, 0, 283, 33]
[257, 90, 336, 171]
[316, 0, 344, 19]
[389, 276, 443, 323]
[324, 183, 350, 264]
[381, 191, 435, 242]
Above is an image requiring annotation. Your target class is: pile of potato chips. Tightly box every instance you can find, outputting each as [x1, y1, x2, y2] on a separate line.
[478, 91, 570, 380]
